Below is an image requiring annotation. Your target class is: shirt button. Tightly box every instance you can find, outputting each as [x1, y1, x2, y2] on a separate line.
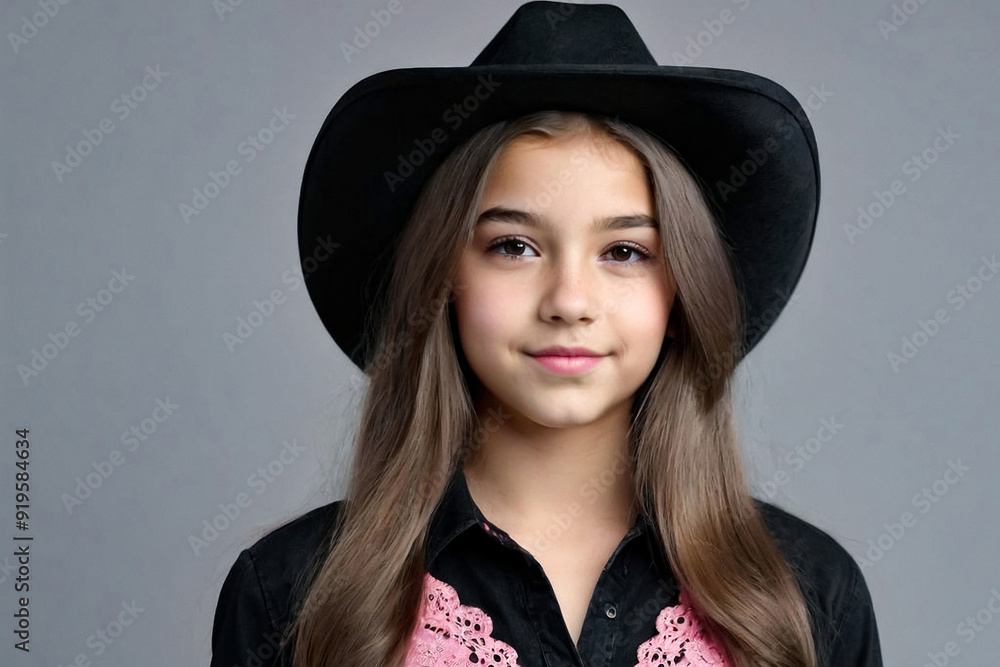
[604, 603, 617, 619]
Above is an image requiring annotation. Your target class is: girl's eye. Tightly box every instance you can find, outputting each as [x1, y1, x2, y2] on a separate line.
[487, 237, 539, 258]
[604, 243, 652, 265]
[485, 237, 652, 264]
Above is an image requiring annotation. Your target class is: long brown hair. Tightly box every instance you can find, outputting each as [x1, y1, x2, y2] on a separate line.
[282, 110, 819, 667]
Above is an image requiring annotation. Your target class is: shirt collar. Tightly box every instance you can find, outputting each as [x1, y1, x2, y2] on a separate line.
[425, 463, 660, 571]
[425, 464, 484, 567]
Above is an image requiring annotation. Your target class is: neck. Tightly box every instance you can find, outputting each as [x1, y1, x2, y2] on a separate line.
[462, 393, 638, 545]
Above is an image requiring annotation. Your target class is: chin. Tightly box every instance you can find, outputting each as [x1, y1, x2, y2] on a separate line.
[516, 402, 610, 429]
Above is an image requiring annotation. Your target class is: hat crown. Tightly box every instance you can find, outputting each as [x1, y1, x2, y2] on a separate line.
[470, 1, 658, 67]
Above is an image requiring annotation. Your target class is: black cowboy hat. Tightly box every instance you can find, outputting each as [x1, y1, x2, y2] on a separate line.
[297, 0, 820, 371]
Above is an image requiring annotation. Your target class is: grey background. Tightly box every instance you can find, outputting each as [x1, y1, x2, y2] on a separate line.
[2, 0, 998, 665]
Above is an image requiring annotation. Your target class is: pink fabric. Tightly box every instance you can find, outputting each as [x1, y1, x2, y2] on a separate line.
[403, 572, 729, 667]
[404, 572, 521, 666]
[633, 589, 730, 666]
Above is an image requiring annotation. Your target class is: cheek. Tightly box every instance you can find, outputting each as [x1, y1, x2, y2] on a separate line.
[615, 281, 671, 346]
[452, 275, 520, 351]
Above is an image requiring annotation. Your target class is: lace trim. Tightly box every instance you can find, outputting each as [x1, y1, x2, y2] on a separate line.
[633, 589, 730, 666]
[403, 572, 728, 667]
[403, 572, 522, 667]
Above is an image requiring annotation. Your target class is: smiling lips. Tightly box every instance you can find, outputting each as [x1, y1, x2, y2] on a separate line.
[526, 346, 606, 375]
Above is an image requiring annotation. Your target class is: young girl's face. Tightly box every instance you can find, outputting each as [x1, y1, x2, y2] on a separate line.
[452, 130, 677, 431]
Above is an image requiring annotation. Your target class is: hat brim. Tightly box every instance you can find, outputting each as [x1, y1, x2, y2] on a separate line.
[298, 64, 819, 370]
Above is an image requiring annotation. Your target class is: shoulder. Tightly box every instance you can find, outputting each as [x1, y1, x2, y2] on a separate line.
[753, 499, 883, 666]
[754, 500, 858, 583]
[244, 499, 347, 623]
[245, 499, 346, 578]
[753, 498, 861, 609]
[211, 500, 346, 667]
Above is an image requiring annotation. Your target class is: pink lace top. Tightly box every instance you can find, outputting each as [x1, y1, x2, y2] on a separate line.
[403, 571, 730, 666]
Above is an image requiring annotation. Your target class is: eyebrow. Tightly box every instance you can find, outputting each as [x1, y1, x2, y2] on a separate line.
[475, 206, 658, 232]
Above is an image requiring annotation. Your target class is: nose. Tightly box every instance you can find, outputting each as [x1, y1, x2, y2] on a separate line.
[537, 255, 600, 325]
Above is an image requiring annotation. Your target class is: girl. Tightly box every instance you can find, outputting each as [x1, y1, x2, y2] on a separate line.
[211, 3, 882, 667]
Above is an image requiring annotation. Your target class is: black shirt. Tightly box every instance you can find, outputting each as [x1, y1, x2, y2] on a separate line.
[211, 465, 883, 666]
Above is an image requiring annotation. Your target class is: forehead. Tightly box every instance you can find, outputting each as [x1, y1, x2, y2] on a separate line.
[480, 132, 653, 217]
